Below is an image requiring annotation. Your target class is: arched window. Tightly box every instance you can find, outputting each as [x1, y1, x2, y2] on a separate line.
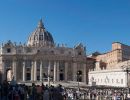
[7, 48, 11, 53]
[39, 35, 43, 40]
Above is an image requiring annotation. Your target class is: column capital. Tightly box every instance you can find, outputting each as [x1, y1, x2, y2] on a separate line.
[13, 56, 17, 61]
[22, 61, 26, 66]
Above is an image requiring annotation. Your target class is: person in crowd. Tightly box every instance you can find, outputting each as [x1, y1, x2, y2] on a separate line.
[2, 80, 9, 100]
[43, 89, 49, 100]
[36, 85, 42, 100]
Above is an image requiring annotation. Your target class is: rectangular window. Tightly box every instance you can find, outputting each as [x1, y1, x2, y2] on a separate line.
[26, 73, 31, 80]
[37, 76, 40, 80]
[37, 69, 40, 71]
[7, 48, 11, 53]
[26, 68, 30, 71]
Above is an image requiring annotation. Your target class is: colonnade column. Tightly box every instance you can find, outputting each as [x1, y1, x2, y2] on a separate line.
[56, 61, 59, 81]
[13, 59, 17, 80]
[48, 61, 51, 86]
[65, 62, 68, 81]
[40, 61, 43, 81]
[2, 60, 5, 81]
[23, 61, 26, 81]
[73, 62, 77, 81]
[34, 61, 37, 81]
[53, 61, 57, 82]
[31, 61, 34, 81]
[83, 63, 86, 83]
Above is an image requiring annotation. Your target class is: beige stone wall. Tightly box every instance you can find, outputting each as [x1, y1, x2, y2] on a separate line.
[112, 42, 130, 61]
[112, 42, 122, 50]
[95, 42, 130, 70]
[96, 50, 121, 69]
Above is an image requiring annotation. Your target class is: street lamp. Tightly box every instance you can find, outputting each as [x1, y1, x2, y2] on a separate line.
[126, 68, 129, 89]
[121, 64, 130, 96]
[124, 67, 130, 99]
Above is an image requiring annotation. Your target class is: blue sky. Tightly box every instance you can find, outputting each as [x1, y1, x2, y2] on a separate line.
[0, 0, 130, 54]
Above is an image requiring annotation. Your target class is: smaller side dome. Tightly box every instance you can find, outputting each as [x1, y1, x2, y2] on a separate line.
[27, 19, 54, 47]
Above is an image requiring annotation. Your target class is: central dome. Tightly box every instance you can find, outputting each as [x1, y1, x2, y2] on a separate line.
[27, 20, 54, 47]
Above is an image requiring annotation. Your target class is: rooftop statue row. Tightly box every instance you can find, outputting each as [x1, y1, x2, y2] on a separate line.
[1, 40, 85, 51]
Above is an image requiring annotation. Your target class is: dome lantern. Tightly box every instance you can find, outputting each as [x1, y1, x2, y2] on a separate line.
[38, 19, 44, 29]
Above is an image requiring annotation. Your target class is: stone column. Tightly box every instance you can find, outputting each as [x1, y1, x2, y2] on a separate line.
[48, 61, 51, 86]
[83, 63, 87, 83]
[31, 61, 34, 81]
[2, 60, 5, 81]
[53, 61, 57, 82]
[23, 61, 26, 81]
[13, 59, 17, 80]
[73, 62, 77, 81]
[34, 61, 37, 81]
[57, 61, 59, 81]
[40, 61, 43, 81]
[96, 61, 100, 70]
[65, 62, 68, 81]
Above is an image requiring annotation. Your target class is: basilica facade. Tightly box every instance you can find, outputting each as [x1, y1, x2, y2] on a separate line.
[0, 20, 87, 83]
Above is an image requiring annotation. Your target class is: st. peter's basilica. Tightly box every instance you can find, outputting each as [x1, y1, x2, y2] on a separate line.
[0, 20, 87, 84]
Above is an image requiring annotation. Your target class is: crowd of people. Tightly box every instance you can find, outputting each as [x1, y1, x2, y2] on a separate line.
[0, 80, 66, 100]
[85, 88, 129, 100]
[0, 79, 129, 100]
[0, 79, 87, 100]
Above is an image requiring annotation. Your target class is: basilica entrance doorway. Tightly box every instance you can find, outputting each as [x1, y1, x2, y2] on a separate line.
[59, 73, 64, 81]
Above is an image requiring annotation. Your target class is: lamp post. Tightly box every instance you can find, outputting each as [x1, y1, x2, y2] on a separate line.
[126, 67, 129, 96]
[121, 64, 130, 97]
[126, 68, 129, 88]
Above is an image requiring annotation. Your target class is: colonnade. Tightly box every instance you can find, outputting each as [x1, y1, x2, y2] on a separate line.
[22, 60, 67, 82]
[2, 60, 87, 83]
